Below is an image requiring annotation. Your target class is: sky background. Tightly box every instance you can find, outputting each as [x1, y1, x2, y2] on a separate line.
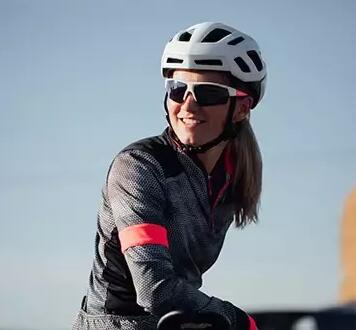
[1, 0, 356, 329]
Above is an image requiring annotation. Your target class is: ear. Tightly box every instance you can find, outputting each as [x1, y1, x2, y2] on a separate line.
[232, 96, 253, 123]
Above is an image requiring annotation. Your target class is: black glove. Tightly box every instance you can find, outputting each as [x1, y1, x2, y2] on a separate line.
[157, 310, 231, 330]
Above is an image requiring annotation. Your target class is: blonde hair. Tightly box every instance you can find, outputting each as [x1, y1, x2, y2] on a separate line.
[229, 119, 262, 227]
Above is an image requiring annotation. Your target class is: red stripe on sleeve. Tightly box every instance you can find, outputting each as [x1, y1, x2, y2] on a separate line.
[118, 223, 169, 253]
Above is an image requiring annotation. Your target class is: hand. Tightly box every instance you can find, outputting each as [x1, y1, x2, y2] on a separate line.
[157, 310, 231, 330]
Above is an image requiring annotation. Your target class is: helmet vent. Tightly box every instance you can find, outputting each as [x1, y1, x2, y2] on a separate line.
[227, 36, 245, 45]
[247, 50, 263, 71]
[179, 31, 192, 42]
[234, 57, 251, 73]
[201, 28, 231, 43]
[195, 59, 223, 66]
[167, 57, 184, 64]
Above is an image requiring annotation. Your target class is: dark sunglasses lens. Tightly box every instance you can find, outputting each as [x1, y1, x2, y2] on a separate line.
[195, 85, 229, 106]
[167, 81, 187, 103]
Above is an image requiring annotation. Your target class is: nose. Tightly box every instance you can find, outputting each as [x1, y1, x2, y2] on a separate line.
[181, 92, 199, 113]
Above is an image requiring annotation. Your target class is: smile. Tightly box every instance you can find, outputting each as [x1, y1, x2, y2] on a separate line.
[179, 118, 205, 125]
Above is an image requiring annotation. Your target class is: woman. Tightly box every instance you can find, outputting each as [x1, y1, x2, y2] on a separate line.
[73, 22, 267, 330]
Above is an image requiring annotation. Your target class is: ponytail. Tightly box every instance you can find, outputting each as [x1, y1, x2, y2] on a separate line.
[229, 119, 262, 228]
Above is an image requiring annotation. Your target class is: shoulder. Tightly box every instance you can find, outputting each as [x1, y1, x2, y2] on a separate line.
[121, 132, 170, 156]
[110, 130, 184, 179]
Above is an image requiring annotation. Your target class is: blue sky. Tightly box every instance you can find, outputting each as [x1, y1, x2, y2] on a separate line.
[1, 0, 356, 329]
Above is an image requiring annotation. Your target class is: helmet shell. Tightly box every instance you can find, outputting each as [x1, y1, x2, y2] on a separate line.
[161, 22, 267, 108]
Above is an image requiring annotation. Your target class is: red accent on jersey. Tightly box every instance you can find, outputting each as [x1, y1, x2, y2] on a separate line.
[248, 315, 258, 330]
[224, 146, 235, 177]
[119, 223, 169, 252]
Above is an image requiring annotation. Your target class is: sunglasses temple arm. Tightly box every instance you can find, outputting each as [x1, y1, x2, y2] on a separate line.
[236, 89, 249, 97]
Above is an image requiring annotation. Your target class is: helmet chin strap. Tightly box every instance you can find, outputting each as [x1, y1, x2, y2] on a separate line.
[164, 93, 241, 154]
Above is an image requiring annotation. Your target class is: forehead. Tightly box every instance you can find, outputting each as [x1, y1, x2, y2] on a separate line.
[172, 69, 230, 85]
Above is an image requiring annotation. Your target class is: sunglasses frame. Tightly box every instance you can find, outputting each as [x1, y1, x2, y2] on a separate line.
[165, 79, 249, 106]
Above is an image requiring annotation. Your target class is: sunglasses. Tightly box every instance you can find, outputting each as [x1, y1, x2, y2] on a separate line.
[165, 79, 248, 107]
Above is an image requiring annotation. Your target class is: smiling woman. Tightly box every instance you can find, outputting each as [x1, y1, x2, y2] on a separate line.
[72, 22, 267, 330]
[166, 71, 248, 144]
[165, 70, 253, 175]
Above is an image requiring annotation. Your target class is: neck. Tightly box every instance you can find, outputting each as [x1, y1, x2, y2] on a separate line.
[196, 141, 228, 174]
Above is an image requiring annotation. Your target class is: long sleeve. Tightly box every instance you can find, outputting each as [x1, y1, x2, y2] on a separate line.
[106, 149, 253, 329]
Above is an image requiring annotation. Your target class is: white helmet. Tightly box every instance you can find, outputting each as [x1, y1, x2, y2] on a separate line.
[161, 22, 267, 108]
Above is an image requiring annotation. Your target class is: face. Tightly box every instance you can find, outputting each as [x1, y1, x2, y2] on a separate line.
[167, 70, 251, 147]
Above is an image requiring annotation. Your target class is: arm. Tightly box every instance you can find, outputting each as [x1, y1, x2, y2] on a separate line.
[107, 150, 256, 329]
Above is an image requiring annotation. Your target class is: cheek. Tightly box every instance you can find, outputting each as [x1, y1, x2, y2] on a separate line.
[167, 99, 179, 116]
[205, 105, 229, 124]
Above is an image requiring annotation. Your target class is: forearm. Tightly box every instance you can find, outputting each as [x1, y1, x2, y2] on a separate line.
[125, 245, 255, 329]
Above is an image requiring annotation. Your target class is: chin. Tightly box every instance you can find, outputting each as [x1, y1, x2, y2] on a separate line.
[175, 132, 196, 145]
[174, 128, 210, 146]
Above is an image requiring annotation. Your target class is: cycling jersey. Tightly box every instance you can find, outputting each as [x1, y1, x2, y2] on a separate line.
[72, 128, 254, 330]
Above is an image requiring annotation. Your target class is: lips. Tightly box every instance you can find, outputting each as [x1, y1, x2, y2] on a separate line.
[178, 117, 206, 125]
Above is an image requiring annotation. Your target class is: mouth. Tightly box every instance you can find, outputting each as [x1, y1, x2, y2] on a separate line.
[178, 117, 206, 126]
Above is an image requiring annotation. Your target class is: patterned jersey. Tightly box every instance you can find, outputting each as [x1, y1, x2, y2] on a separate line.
[74, 128, 255, 330]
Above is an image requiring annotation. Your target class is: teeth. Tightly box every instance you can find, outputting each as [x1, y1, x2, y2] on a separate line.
[181, 118, 202, 124]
